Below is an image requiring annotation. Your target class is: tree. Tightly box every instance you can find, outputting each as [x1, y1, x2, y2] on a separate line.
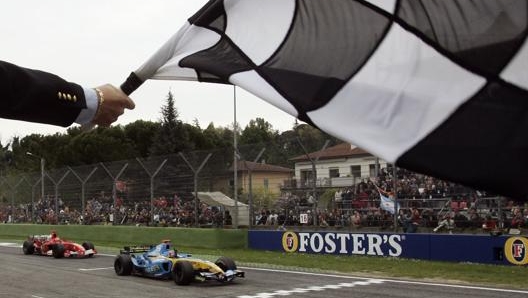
[281, 124, 341, 158]
[63, 126, 138, 164]
[150, 91, 190, 156]
[124, 120, 160, 157]
[10, 134, 48, 171]
[0, 140, 12, 176]
[199, 122, 231, 148]
[240, 118, 277, 144]
[183, 120, 209, 150]
[239, 118, 279, 163]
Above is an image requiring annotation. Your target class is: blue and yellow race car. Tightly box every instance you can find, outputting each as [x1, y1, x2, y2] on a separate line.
[114, 240, 244, 285]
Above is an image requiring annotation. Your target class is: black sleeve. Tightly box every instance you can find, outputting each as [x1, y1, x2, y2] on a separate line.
[0, 60, 87, 127]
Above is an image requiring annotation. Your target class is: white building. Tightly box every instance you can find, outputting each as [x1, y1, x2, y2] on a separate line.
[289, 142, 387, 188]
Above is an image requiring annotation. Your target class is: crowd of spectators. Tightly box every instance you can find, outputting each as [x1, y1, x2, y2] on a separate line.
[0, 193, 231, 228]
[1, 167, 528, 234]
[257, 168, 528, 233]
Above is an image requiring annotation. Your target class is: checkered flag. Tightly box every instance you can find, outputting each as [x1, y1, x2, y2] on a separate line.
[122, 0, 528, 199]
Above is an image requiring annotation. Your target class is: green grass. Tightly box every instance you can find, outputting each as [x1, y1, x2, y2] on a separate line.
[0, 224, 246, 249]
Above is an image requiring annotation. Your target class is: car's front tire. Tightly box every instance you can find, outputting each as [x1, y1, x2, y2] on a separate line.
[22, 241, 34, 255]
[172, 261, 194, 285]
[114, 254, 133, 276]
[52, 244, 65, 258]
[215, 256, 237, 271]
[82, 242, 95, 257]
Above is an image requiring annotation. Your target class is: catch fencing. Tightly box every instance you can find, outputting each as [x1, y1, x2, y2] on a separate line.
[0, 146, 522, 234]
[0, 149, 233, 226]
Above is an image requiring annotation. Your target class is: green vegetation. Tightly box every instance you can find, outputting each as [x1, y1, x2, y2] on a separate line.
[0, 224, 246, 249]
[1, 108, 340, 174]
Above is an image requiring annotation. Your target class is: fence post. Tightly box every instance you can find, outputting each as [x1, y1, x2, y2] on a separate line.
[45, 170, 71, 223]
[297, 138, 330, 226]
[241, 148, 265, 228]
[0, 177, 5, 216]
[99, 163, 128, 225]
[179, 152, 212, 227]
[18, 176, 32, 221]
[136, 158, 168, 226]
[12, 177, 28, 223]
[68, 166, 98, 224]
[31, 178, 41, 223]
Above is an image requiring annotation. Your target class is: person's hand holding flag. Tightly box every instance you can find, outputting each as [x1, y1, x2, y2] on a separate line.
[90, 84, 136, 128]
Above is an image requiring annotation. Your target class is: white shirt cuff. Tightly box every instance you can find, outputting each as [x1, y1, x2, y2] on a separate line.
[75, 88, 98, 125]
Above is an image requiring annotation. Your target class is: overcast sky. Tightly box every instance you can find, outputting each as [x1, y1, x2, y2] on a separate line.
[0, 0, 298, 144]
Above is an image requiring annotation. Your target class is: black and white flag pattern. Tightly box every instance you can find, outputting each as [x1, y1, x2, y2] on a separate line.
[123, 0, 528, 199]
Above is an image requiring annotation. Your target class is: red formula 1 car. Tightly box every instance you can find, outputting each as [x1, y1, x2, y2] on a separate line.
[22, 231, 96, 258]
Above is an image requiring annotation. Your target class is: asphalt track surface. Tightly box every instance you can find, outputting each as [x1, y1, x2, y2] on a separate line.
[0, 244, 527, 298]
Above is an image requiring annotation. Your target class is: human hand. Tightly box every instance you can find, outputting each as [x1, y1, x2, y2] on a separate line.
[91, 84, 135, 127]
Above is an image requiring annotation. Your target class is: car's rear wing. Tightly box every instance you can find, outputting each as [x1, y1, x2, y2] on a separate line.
[28, 234, 50, 241]
[119, 245, 154, 254]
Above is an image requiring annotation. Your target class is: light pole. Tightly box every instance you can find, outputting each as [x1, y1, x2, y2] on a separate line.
[26, 152, 45, 201]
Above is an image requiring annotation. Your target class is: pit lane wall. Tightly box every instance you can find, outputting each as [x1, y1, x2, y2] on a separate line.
[248, 230, 528, 266]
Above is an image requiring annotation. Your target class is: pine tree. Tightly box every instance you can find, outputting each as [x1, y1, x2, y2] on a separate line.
[150, 91, 190, 156]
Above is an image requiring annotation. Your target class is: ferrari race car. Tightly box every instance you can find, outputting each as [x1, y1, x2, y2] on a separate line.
[114, 240, 245, 285]
[22, 230, 96, 258]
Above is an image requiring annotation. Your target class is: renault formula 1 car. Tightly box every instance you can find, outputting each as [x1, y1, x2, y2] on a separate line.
[22, 230, 96, 258]
[114, 240, 244, 285]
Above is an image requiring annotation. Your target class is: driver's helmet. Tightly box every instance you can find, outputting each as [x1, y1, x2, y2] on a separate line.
[51, 231, 58, 239]
[160, 240, 174, 257]
[168, 250, 176, 258]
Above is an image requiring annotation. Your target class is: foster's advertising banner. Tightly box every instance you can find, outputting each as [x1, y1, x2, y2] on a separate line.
[248, 230, 527, 266]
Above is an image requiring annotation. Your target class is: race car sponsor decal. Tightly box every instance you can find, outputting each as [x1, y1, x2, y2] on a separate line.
[281, 232, 403, 257]
[145, 264, 161, 273]
[504, 236, 528, 265]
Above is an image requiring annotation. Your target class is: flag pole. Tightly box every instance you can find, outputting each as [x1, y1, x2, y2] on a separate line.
[233, 85, 239, 228]
[393, 164, 398, 232]
[371, 175, 398, 231]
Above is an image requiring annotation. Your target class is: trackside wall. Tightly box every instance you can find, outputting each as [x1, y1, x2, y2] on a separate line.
[248, 230, 528, 266]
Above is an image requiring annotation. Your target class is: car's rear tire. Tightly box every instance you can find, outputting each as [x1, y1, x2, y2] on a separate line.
[215, 256, 237, 271]
[22, 241, 34, 255]
[52, 244, 65, 258]
[172, 261, 194, 285]
[82, 242, 94, 250]
[114, 254, 133, 276]
[82, 242, 95, 257]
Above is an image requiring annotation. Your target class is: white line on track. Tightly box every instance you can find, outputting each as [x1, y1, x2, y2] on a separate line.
[97, 253, 117, 257]
[79, 267, 114, 271]
[237, 279, 383, 298]
[241, 267, 528, 295]
[0, 242, 20, 248]
[386, 279, 528, 295]
[239, 267, 375, 280]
